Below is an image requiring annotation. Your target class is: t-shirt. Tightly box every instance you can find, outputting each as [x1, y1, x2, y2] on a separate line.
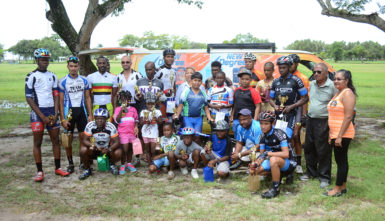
[116, 70, 142, 104]
[256, 79, 275, 112]
[140, 109, 162, 139]
[159, 134, 180, 153]
[235, 120, 263, 150]
[87, 71, 118, 105]
[270, 74, 308, 115]
[135, 77, 164, 113]
[204, 77, 233, 91]
[155, 65, 177, 91]
[211, 134, 232, 158]
[207, 84, 234, 116]
[59, 74, 90, 108]
[113, 106, 138, 136]
[180, 87, 208, 117]
[293, 70, 310, 92]
[232, 87, 262, 120]
[25, 69, 59, 108]
[83, 121, 118, 149]
[259, 128, 296, 162]
[174, 140, 203, 156]
[175, 82, 205, 107]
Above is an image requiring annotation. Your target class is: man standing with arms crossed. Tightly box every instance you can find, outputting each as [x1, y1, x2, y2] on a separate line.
[25, 48, 70, 182]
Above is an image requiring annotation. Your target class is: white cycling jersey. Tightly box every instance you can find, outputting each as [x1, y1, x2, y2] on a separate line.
[59, 74, 90, 108]
[25, 69, 59, 108]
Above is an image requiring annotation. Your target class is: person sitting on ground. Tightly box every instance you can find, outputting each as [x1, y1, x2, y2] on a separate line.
[249, 111, 297, 199]
[113, 90, 139, 174]
[230, 109, 263, 169]
[148, 122, 179, 179]
[140, 92, 162, 164]
[201, 120, 232, 179]
[174, 127, 203, 179]
[79, 108, 122, 180]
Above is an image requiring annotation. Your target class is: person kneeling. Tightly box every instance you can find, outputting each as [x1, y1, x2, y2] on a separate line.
[174, 127, 203, 179]
[79, 108, 122, 180]
[148, 123, 179, 179]
[250, 111, 297, 199]
[201, 120, 232, 179]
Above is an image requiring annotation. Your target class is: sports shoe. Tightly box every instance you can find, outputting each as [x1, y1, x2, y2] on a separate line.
[110, 165, 119, 175]
[180, 167, 188, 175]
[191, 169, 199, 179]
[299, 175, 310, 181]
[320, 181, 330, 189]
[34, 171, 44, 182]
[126, 163, 137, 172]
[295, 165, 303, 174]
[55, 168, 70, 177]
[67, 164, 75, 174]
[168, 171, 175, 180]
[119, 165, 126, 175]
[229, 160, 242, 170]
[79, 169, 92, 180]
[261, 187, 280, 199]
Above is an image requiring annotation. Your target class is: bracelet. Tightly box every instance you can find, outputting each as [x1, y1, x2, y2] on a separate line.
[61, 119, 66, 123]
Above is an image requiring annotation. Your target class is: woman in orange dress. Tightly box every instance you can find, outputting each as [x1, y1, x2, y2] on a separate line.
[325, 69, 356, 197]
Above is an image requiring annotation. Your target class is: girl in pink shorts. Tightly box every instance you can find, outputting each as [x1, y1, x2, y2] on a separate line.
[114, 91, 139, 174]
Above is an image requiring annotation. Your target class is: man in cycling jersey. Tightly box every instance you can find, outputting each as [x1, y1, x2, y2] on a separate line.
[25, 48, 70, 182]
[79, 108, 122, 180]
[59, 56, 93, 173]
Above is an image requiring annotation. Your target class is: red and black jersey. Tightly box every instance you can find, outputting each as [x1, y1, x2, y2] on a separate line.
[233, 87, 262, 119]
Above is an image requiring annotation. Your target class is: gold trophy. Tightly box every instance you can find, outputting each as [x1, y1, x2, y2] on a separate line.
[155, 137, 161, 151]
[180, 149, 185, 156]
[248, 145, 260, 192]
[118, 83, 123, 92]
[61, 109, 72, 149]
[169, 73, 174, 96]
[90, 137, 95, 150]
[151, 107, 156, 123]
[134, 85, 141, 96]
[278, 95, 288, 108]
[172, 107, 177, 114]
[148, 81, 152, 90]
[206, 141, 213, 153]
[144, 111, 150, 122]
[217, 94, 223, 107]
[250, 145, 257, 167]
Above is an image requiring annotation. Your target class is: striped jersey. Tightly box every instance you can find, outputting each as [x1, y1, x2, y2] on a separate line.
[59, 74, 89, 108]
[87, 71, 117, 105]
[180, 87, 208, 117]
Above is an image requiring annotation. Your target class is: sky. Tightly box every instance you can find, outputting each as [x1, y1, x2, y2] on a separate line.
[1, 0, 384, 51]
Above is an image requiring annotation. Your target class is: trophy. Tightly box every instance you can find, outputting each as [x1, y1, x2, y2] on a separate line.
[90, 137, 95, 150]
[169, 73, 174, 96]
[248, 145, 260, 192]
[61, 109, 72, 149]
[206, 141, 213, 152]
[155, 137, 161, 151]
[151, 107, 156, 123]
[217, 94, 223, 107]
[148, 81, 152, 90]
[250, 145, 257, 167]
[118, 82, 123, 92]
[172, 107, 177, 114]
[278, 95, 288, 108]
[134, 85, 141, 96]
[180, 149, 185, 156]
[144, 111, 150, 122]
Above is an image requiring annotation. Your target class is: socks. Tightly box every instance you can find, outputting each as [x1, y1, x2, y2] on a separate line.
[272, 181, 280, 190]
[54, 159, 60, 170]
[67, 156, 74, 165]
[36, 163, 43, 172]
[296, 156, 302, 165]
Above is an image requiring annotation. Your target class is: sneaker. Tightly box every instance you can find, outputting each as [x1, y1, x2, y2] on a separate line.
[320, 181, 330, 189]
[261, 188, 280, 199]
[119, 165, 126, 175]
[110, 165, 119, 175]
[191, 169, 199, 179]
[55, 168, 70, 177]
[126, 163, 137, 172]
[79, 169, 92, 180]
[295, 165, 303, 174]
[180, 167, 188, 175]
[67, 164, 75, 174]
[131, 157, 140, 167]
[34, 171, 44, 182]
[168, 171, 175, 180]
[229, 160, 242, 170]
[299, 175, 310, 181]
[79, 163, 85, 170]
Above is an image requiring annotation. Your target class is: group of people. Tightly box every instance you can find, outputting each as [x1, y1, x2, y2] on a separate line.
[26, 48, 356, 199]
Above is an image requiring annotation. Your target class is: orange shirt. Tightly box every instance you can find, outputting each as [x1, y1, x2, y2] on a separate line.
[293, 70, 310, 92]
[327, 89, 355, 139]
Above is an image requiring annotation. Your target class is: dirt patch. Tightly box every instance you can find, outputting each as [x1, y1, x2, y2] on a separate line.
[355, 117, 385, 142]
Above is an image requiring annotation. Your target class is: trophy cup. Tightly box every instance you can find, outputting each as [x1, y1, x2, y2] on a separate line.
[250, 145, 257, 167]
[248, 145, 260, 192]
[169, 73, 174, 96]
[217, 94, 223, 107]
[134, 85, 141, 96]
[206, 141, 213, 153]
[180, 149, 185, 156]
[118, 82, 123, 92]
[155, 137, 161, 151]
[90, 137, 95, 151]
[61, 109, 72, 149]
[151, 107, 156, 123]
[172, 108, 177, 114]
[148, 81, 152, 90]
[144, 111, 150, 122]
[278, 95, 288, 108]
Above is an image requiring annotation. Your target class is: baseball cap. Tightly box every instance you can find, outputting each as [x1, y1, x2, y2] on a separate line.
[238, 108, 252, 116]
[238, 67, 252, 77]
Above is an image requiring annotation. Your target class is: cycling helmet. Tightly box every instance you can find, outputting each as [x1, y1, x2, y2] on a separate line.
[289, 54, 300, 63]
[214, 120, 230, 130]
[244, 52, 257, 61]
[259, 111, 276, 123]
[94, 108, 109, 118]
[181, 127, 195, 136]
[144, 92, 156, 103]
[163, 48, 176, 57]
[276, 55, 293, 66]
[34, 48, 51, 58]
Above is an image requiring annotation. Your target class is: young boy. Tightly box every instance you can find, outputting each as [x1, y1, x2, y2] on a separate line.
[201, 120, 232, 178]
[249, 111, 297, 199]
[148, 123, 179, 179]
[256, 62, 275, 112]
[173, 72, 213, 144]
[207, 71, 233, 129]
[230, 67, 262, 134]
[174, 127, 203, 179]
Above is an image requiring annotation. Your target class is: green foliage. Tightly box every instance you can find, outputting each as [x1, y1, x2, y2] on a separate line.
[223, 33, 269, 44]
[285, 39, 327, 55]
[0, 43, 4, 60]
[119, 31, 206, 49]
[333, 0, 371, 13]
[329, 41, 345, 62]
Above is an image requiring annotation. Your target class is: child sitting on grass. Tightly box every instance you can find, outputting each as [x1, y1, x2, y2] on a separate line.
[148, 122, 179, 179]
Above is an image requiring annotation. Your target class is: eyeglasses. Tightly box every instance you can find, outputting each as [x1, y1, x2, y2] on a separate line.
[121, 61, 130, 64]
[334, 78, 346, 81]
[68, 56, 79, 61]
[313, 70, 322, 74]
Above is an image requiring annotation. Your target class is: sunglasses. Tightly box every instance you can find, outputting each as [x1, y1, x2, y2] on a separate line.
[313, 70, 322, 74]
[334, 78, 346, 81]
[68, 56, 79, 61]
[121, 61, 130, 64]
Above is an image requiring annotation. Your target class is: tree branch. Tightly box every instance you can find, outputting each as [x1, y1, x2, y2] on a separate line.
[316, 0, 385, 32]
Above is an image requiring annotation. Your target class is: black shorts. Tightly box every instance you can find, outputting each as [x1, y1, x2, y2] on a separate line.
[68, 107, 87, 133]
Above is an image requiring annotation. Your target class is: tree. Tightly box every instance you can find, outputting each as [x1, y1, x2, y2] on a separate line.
[223, 33, 269, 44]
[316, 0, 385, 32]
[45, 0, 203, 75]
[328, 41, 345, 61]
[0, 43, 5, 61]
[285, 39, 327, 55]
